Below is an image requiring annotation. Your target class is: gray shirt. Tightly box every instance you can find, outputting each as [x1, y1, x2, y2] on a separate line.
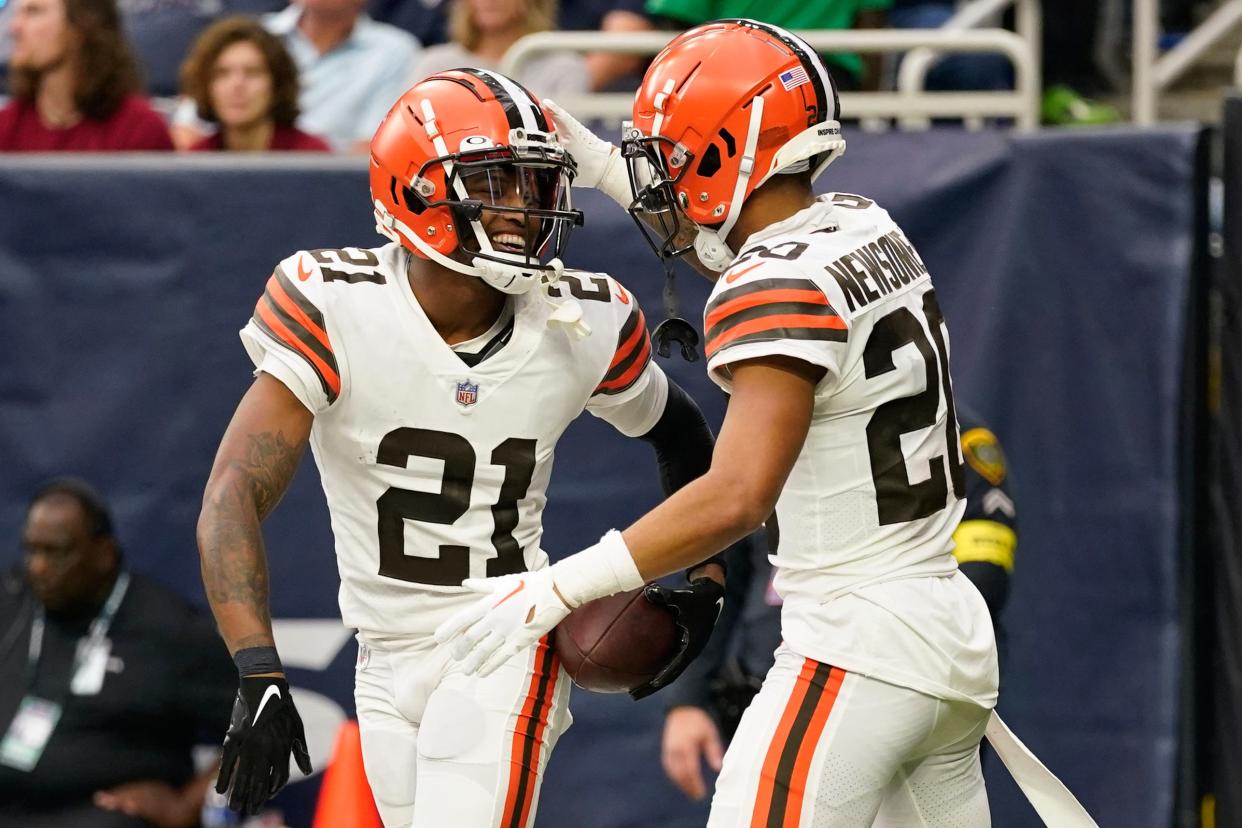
[411, 43, 590, 100]
[173, 5, 423, 150]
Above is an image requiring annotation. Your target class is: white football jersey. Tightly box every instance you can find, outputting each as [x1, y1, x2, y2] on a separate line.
[240, 242, 668, 638]
[705, 193, 997, 705]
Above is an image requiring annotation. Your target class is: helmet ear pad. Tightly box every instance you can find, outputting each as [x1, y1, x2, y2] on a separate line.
[669, 102, 841, 234]
[369, 110, 463, 259]
[692, 227, 733, 272]
[384, 172, 466, 258]
[668, 122, 747, 229]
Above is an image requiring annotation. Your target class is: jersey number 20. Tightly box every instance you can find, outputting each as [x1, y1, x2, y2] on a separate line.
[864, 289, 965, 525]
[375, 429, 535, 586]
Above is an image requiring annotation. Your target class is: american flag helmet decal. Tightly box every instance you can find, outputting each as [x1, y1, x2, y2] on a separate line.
[779, 66, 810, 91]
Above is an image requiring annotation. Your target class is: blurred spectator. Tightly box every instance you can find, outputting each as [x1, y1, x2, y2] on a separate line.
[948, 406, 1019, 627]
[118, 0, 285, 98]
[559, 0, 654, 91]
[0, 0, 173, 150]
[643, 0, 892, 90]
[0, 479, 235, 828]
[0, 1, 13, 80]
[889, 0, 1117, 125]
[171, 0, 422, 152]
[889, 0, 1012, 92]
[180, 16, 330, 150]
[367, 0, 447, 48]
[659, 533, 772, 801]
[411, 0, 589, 99]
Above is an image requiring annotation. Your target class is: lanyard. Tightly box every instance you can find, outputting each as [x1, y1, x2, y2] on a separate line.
[26, 571, 130, 687]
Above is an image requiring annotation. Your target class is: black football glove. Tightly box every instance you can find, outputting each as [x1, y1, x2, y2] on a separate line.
[630, 576, 725, 700]
[215, 675, 312, 815]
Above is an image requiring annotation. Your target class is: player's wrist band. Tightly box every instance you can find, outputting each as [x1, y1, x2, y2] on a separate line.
[599, 150, 634, 211]
[552, 529, 644, 608]
[234, 646, 283, 677]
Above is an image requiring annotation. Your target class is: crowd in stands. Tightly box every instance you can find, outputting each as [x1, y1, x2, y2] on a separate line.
[0, 0, 173, 149]
[0, 0, 1125, 153]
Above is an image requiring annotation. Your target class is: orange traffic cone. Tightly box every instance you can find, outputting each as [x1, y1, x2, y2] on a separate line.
[312, 720, 383, 828]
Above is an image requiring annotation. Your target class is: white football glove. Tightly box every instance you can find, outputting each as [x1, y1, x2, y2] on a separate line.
[436, 530, 645, 677]
[544, 98, 632, 210]
[435, 568, 571, 677]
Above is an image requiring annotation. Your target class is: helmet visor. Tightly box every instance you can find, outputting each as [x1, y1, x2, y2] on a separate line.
[418, 146, 584, 271]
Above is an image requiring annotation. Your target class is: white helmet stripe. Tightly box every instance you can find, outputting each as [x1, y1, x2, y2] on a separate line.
[650, 78, 676, 139]
[475, 68, 540, 132]
[719, 94, 765, 243]
[511, 80, 551, 131]
[419, 98, 469, 198]
[419, 96, 502, 264]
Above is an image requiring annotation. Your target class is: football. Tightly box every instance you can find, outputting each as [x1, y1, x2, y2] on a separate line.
[554, 586, 681, 694]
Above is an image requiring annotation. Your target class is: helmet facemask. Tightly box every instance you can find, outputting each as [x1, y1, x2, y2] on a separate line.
[621, 130, 697, 265]
[398, 133, 584, 294]
[623, 95, 767, 273]
[617, 128, 704, 363]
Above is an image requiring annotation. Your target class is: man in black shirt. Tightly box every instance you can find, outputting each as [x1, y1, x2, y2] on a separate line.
[0, 479, 235, 828]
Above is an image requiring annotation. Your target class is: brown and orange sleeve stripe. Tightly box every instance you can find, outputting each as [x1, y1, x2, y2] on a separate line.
[593, 303, 653, 397]
[704, 278, 847, 360]
[251, 267, 341, 403]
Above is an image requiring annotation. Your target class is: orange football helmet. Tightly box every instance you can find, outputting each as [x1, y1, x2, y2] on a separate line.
[370, 69, 583, 294]
[623, 19, 846, 271]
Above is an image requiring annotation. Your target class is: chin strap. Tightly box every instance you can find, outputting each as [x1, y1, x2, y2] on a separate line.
[546, 296, 591, 338]
[642, 78, 703, 363]
[693, 95, 766, 272]
[374, 200, 549, 296]
[652, 97, 764, 357]
[652, 263, 700, 362]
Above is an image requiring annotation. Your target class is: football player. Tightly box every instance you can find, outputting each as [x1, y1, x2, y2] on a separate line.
[437, 19, 1003, 826]
[657, 408, 1019, 803]
[195, 69, 725, 827]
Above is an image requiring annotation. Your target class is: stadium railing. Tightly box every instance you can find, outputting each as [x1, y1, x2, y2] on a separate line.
[894, 0, 1041, 130]
[1132, 0, 1242, 124]
[499, 28, 1040, 130]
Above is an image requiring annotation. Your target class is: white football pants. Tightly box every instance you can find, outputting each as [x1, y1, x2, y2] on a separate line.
[353, 633, 572, 828]
[708, 645, 991, 827]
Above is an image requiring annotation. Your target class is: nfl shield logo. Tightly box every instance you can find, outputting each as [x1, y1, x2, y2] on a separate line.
[455, 380, 479, 407]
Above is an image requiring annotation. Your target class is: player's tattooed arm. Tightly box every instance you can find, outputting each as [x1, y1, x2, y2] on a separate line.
[198, 373, 313, 654]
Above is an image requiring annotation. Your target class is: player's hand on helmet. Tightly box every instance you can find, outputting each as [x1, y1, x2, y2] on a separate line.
[662, 706, 724, 801]
[436, 568, 572, 677]
[629, 576, 725, 700]
[543, 98, 632, 208]
[216, 675, 312, 816]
